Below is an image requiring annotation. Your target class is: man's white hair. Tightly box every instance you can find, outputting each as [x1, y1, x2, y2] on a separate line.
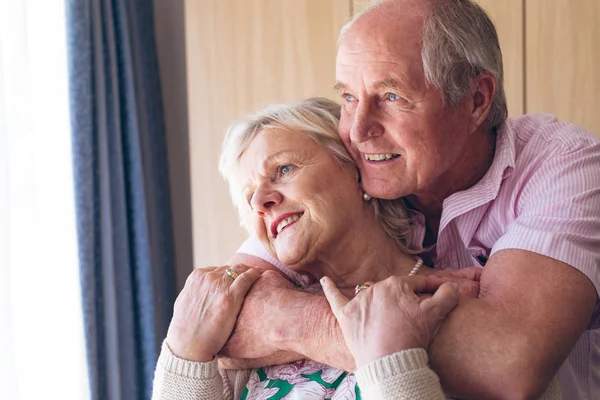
[340, 0, 508, 131]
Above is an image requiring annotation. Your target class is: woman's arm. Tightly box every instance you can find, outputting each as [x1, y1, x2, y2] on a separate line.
[152, 341, 253, 400]
[354, 349, 445, 400]
[152, 264, 262, 399]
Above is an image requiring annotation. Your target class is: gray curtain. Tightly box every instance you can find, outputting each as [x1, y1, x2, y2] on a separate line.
[65, 1, 177, 399]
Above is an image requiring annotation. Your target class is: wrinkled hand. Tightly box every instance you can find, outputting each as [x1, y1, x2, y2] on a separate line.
[321, 275, 459, 369]
[165, 264, 261, 362]
[219, 269, 308, 360]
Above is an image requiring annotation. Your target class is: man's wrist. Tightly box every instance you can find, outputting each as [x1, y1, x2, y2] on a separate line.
[266, 289, 317, 351]
[291, 292, 356, 370]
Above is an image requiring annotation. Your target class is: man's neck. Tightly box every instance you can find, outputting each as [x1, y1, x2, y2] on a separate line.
[407, 130, 497, 237]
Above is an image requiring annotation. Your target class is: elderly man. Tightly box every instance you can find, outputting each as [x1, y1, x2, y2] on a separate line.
[224, 0, 600, 398]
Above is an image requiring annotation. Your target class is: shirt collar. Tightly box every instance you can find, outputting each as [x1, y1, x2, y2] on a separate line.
[438, 119, 516, 234]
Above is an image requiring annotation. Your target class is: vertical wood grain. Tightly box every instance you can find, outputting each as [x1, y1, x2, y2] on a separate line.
[353, 0, 371, 14]
[475, 0, 525, 117]
[526, 0, 600, 135]
[185, 0, 351, 268]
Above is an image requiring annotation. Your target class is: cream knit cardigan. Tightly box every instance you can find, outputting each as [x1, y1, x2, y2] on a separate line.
[151, 342, 561, 400]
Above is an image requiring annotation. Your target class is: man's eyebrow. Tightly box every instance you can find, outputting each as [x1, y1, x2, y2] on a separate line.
[374, 78, 400, 90]
[333, 81, 348, 92]
[334, 78, 401, 92]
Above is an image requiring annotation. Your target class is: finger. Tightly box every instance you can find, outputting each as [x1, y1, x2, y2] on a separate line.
[184, 267, 218, 290]
[230, 267, 262, 300]
[431, 267, 482, 282]
[320, 276, 349, 320]
[400, 274, 450, 294]
[454, 267, 483, 282]
[218, 264, 249, 283]
[353, 280, 375, 298]
[419, 281, 459, 319]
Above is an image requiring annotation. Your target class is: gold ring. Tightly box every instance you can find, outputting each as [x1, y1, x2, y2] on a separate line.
[225, 267, 239, 280]
[355, 283, 371, 296]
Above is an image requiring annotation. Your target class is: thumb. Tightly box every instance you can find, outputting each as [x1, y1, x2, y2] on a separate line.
[320, 276, 349, 321]
[420, 281, 459, 320]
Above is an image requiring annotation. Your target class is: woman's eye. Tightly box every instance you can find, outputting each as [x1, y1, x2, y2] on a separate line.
[277, 165, 294, 177]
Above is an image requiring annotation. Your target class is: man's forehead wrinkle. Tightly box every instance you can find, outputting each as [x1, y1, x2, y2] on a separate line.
[345, 0, 429, 49]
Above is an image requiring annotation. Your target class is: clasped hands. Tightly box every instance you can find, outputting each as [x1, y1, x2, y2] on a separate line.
[166, 264, 480, 369]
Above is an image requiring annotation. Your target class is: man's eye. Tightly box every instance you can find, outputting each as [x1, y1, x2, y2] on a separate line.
[343, 93, 356, 102]
[386, 93, 402, 101]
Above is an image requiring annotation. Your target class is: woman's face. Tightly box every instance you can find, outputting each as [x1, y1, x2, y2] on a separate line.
[236, 127, 363, 268]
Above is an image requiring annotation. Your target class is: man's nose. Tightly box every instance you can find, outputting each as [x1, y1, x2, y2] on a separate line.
[250, 185, 283, 215]
[350, 101, 384, 144]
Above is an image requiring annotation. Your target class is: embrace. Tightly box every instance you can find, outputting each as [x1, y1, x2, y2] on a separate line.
[153, 0, 600, 399]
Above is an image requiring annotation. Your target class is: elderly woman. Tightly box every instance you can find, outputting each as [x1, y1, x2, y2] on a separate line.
[152, 98, 560, 399]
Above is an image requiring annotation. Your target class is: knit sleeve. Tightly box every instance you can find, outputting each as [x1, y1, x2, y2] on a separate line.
[151, 341, 251, 400]
[354, 348, 446, 400]
[354, 348, 562, 400]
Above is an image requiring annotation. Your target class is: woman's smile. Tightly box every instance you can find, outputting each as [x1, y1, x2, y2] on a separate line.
[271, 212, 304, 238]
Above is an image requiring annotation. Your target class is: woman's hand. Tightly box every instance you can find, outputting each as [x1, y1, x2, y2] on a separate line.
[165, 264, 262, 362]
[321, 275, 458, 369]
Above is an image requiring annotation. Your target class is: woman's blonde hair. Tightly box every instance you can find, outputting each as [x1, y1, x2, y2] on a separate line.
[219, 97, 416, 254]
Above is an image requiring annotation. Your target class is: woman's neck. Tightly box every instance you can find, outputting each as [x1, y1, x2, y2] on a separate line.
[301, 210, 419, 288]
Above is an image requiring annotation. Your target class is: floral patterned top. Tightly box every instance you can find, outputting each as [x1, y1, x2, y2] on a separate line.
[241, 360, 361, 400]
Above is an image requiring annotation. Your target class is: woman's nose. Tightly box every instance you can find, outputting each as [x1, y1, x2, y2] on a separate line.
[250, 185, 283, 214]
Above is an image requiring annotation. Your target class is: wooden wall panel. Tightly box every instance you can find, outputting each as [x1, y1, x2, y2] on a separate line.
[475, 0, 524, 117]
[185, 0, 351, 268]
[353, 0, 371, 14]
[526, 0, 600, 136]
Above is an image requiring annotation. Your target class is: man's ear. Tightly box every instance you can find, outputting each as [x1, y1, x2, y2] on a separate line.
[469, 72, 496, 134]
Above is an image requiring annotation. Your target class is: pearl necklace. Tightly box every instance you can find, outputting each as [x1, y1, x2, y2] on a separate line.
[355, 256, 424, 295]
[408, 256, 424, 276]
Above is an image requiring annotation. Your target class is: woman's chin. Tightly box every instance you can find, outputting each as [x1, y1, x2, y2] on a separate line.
[274, 231, 312, 267]
[275, 244, 305, 269]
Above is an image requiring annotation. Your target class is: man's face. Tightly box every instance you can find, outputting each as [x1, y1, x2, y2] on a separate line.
[335, 19, 472, 200]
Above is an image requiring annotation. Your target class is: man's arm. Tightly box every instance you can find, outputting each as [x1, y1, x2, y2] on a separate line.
[428, 249, 596, 399]
[221, 251, 596, 399]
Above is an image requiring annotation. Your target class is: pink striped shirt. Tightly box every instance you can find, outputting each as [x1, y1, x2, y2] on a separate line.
[238, 114, 600, 399]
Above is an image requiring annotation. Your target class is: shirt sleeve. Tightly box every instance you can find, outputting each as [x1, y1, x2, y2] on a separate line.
[492, 133, 600, 296]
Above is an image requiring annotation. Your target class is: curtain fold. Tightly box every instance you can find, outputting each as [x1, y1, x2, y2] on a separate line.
[66, 1, 177, 399]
